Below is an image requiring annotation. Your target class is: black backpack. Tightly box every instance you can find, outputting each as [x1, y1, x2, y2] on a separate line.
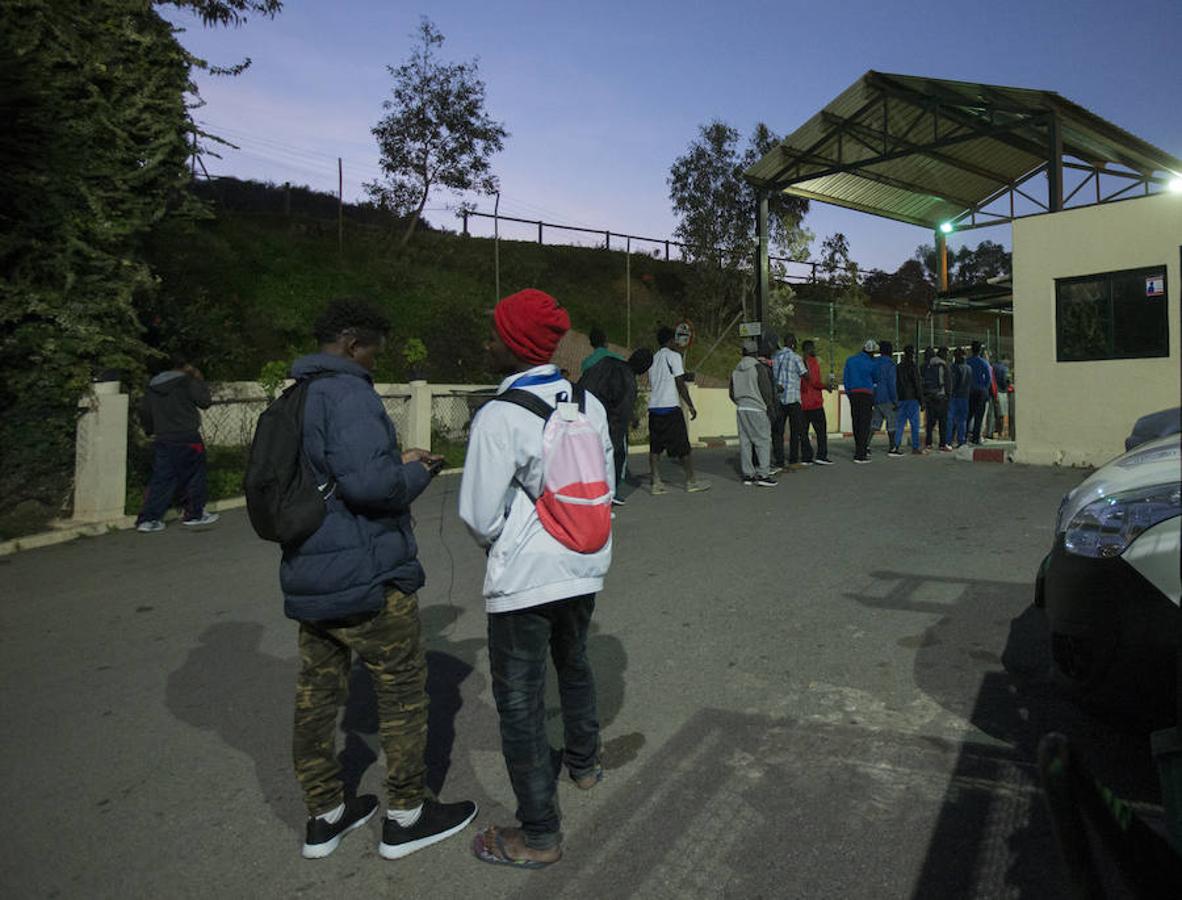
[244, 375, 334, 546]
[922, 359, 946, 398]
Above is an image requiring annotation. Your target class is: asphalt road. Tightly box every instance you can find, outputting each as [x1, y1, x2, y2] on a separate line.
[0, 444, 1160, 898]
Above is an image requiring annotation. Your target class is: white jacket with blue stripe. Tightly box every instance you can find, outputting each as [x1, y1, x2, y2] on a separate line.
[458, 364, 615, 613]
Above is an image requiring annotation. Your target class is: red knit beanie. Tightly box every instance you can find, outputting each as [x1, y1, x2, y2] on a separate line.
[493, 289, 570, 365]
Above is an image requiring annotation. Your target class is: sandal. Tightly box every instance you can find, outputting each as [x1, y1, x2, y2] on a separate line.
[571, 764, 604, 791]
[472, 827, 559, 869]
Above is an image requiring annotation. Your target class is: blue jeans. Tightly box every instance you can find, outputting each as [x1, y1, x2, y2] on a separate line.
[949, 397, 969, 445]
[487, 595, 599, 850]
[137, 439, 207, 523]
[898, 400, 921, 449]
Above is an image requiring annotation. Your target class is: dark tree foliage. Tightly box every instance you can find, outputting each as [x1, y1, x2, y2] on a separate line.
[913, 239, 1011, 291]
[862, 259, 935, 313]
[367, 18, 507, 248]
[160, 0, 282, 27]
[0, 0, 279, 520]
[668, 121, 809, 337]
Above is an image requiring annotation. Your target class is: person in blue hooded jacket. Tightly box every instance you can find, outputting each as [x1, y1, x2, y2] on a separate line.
[842, 340, 879, 463]
[870, 340, 902, 457]
[966, 340, 993, 444]
[283, 298, 476, 861]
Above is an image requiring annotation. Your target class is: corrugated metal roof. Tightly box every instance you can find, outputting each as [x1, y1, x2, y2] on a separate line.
[744, 71, 1182, 229]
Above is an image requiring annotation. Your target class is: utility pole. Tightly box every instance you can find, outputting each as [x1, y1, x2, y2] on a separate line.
[625, 237, 632, 348]
[337, 158, 343, 256]
[493, 191, 501, 301]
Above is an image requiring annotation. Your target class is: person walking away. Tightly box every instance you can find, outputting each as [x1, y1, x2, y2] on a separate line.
[994, 356, 1012, 439]
[966, 341, 993, 444]
[772, 333, 809, 468]
[842, 340, 879, 464]
[896, 345, 924, 455]
[647, 326, 710, 494]
[949, 347, 973, 447]
[579, 326, 620, 374]
[730, 339, 778, 486]
[135, 354, 219, 532]
[757, 336, 782, 474]
[922, 347, 951, 452]
[459, 288, 613, 869]
[870, 341, 901, 457]
[579, 347, 651, 506]
[800, 340, 833, 464]
[282, 299, 476, 860]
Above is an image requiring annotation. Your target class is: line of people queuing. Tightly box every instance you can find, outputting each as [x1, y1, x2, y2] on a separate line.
[844, 338, 1012, 464]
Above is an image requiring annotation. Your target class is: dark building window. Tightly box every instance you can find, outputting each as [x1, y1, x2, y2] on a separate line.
[1055, 266, 1169, 362]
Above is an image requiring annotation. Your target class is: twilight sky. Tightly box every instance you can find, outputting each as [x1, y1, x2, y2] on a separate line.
[166, 0, 1182, 271]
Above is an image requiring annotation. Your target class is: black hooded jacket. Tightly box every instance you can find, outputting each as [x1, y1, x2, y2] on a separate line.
[139, 371, 212, 441]
[896, 357, 924, 403]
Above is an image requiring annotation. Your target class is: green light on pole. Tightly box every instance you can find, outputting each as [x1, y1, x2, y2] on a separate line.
[939, 221, 954, 234]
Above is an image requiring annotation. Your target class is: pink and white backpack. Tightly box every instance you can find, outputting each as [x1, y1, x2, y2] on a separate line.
[496, 384, 612, 554]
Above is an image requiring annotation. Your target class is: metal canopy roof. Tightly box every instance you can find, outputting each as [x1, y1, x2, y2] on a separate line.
[934, 277, 1014, 314]
[744, 71, 1182, 231]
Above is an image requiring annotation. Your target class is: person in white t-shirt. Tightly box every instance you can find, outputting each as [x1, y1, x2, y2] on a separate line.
[646, 326, 710, 494]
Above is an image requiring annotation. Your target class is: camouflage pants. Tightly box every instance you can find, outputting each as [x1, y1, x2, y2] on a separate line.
[293, 588, 427, 817]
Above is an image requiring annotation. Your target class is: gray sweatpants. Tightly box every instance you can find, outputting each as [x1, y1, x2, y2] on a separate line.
[737, 408, 772, 478]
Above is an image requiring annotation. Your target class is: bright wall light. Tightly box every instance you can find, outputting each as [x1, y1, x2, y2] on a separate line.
[1168, 176, 1182, 193]
[939, 222, 954, 234]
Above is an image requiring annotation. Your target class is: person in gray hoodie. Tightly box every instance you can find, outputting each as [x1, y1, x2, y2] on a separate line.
[135, 354, 218, 532]
[730, 339, 778, 486]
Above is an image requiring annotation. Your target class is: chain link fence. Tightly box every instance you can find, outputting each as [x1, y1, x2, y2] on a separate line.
[769, 297, 1013, 387]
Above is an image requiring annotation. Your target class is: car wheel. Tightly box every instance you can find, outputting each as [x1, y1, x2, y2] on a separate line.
[1051, 632, 1114, 694]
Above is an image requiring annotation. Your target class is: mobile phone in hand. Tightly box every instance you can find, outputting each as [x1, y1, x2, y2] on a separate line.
[427, 458, 446, 476]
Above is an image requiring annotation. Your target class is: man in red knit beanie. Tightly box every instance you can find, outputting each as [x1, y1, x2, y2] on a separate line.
[460, 288, 614, 870]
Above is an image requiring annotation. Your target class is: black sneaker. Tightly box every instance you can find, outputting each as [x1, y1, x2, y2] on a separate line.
[302, 794, 378, 859]
[611, 496, 626, 507]
[741, 477, 755, 486]
[755, 476, 779, 487]
[814, 458, 834, 465]
[379, 798, 478, 860]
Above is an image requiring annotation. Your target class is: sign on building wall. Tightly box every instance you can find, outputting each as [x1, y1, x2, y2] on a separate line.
[1146, 275, 1165, 297]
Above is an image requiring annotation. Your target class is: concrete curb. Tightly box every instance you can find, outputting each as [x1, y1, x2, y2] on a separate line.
[0, 434, 864, 554]
[952, 441, 1016, 464]
[0, 496, 250, 557]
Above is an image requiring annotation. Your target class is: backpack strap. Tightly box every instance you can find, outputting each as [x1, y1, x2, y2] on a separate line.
[290, 372, 337, 497]
[495, 388, 555, 420]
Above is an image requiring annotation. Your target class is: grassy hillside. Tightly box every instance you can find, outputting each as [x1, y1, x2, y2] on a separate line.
[144, 207, 694, 386]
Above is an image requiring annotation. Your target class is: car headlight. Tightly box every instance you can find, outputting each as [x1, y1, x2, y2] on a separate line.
[1063, 483, 1181, 558]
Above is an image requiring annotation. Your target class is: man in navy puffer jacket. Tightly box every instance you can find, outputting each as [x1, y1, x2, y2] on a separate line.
[284, 299, 476, 861]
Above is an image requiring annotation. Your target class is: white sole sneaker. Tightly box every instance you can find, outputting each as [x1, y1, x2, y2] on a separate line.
[182, 513, 220, 527]
[379, 803, 478, 860]
[301, 801, 378, 859]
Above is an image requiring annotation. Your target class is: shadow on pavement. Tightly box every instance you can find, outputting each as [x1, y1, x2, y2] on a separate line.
[166, 602, 639, 834]
[514, 707, 1041, 899]
[165, 622, 302, 830]
[852, 569, 1160, 897]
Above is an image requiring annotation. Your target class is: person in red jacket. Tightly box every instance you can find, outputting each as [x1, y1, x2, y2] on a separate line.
[800, 340, 833, 465]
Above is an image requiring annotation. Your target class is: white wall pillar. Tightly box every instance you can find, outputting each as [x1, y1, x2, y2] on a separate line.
[405, 380, 433, 452]
[73, 381, 128, 522]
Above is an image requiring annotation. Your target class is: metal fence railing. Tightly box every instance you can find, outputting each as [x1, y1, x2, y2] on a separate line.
[763, 297, 1013, 388]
